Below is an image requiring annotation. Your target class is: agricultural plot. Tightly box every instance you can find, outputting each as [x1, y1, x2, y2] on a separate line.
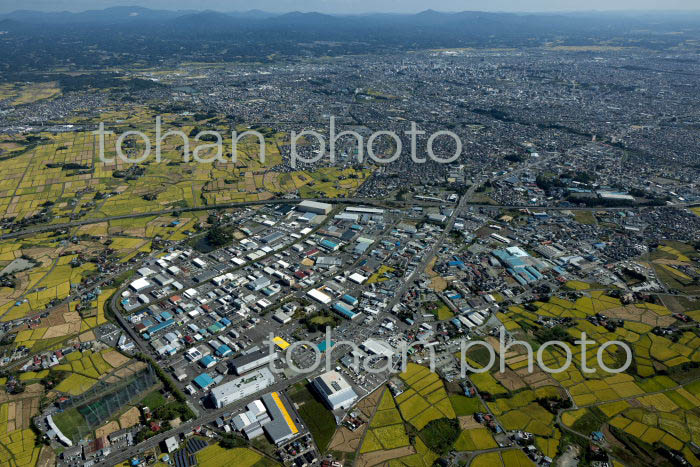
[448, 395, 484, 417]
[52, 349, 129, 396]
[502, 294, 682, 386]
[362, 388, 411, 453]
[608, 408, 693, 452]
[491, 291, 700, 462]
[361, 383, 460, 466]
[471, 450, 531, 467]
[454, 428, 497, 451]
[0, 404, 41, 467]
[0, 110, 373, 252]
[0, 233, 108, 323]
[535, 429, 561, 459]
[387, 436, 438, 467]
[11, 283, 112, 351]
[422, 300, 453, 321]
[396, 364, 455, 429]
[634, 332, 700, 376]
[471, 335, 559, 391]
[469, 372, 508, 396]
[565, 280, 591, 290]
[360, 422, 410, 453]
[196, 444, 274, 467]
[649, 242, 700, 294]
[367, 265, 397, 285]
[11, 305, 82, 352]
[564, 373, 646, 406]
[559, 378, 700, 458]
[10, 82, 61, 106]
[0, 398, 41, 435]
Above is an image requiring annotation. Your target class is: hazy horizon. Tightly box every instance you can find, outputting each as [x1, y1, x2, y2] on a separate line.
[1, 0, 699, 15]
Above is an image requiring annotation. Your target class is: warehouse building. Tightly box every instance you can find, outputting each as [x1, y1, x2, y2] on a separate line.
[129, 277, 151, 292]
[262, 392, 300, 445]
[247, 276, 271, 292]
[210, 368, 275, 409]
[307, 288, 332, 305]
[228, 349, 277, 375]
[312, 370, 358, 410]
[193, 373, 215, 390]
[345, 206, 384, 215]
[231, 400, 271, 440]
[297, 200, 332, 215]
[261, 231, 285, 244]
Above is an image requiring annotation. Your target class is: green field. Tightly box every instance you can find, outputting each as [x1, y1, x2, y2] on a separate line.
[289, 383, 336, 453]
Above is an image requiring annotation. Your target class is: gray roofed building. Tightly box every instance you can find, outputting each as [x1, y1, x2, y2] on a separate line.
[297, 200, 332, 215]
[228, 349, 277, 375]
[261, 392, 299, 445]
[247, 276, 272, 291]
[261, 231, 285, 244]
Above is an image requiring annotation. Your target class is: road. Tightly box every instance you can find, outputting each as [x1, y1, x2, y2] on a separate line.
[0, 197, 431, 240]
[97, 369, 322, 466]
[383, 152, 554, 317]
[3, 196, 696, 241]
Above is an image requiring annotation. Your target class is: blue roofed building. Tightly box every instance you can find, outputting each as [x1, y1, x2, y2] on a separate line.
[320, 239, 339, 251]
[341, 294, 358, 306]
[149, 318, 175, 334]
[216, 345, 233, 358]
[200, 355, 217, 368]
[333, 302, 358, 320]
[493, 248, 548, 285]
[194, 373, 215, 389]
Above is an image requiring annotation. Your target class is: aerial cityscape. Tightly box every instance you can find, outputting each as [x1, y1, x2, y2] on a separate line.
[0, 4, 699, 467]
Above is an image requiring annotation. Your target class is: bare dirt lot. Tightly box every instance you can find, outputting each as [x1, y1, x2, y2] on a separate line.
[118, 406, 141, 429]
[95, 421, 120, 439]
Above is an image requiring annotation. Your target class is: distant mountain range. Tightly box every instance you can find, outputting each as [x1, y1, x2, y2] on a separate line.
[2, 6, 700, 28]
[1, 7, 700, 74]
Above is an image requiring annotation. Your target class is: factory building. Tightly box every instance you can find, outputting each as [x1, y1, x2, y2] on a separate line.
[228, 349, 277, 375]
[297, 200, 332, 215]
[210, 368, 275, 409]
[311, 371, 358, 410]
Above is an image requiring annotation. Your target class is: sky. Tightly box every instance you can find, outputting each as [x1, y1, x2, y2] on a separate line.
[1, 0, 698, 14]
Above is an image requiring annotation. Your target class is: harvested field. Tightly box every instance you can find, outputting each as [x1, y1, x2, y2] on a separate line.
[493, 368, 527, 391]
[328, 426, 365, 453]
[79, 331, 95, 342]
[356, 446, 416, 467]
[36, 446, 56, 467]
[357, 387, 384, 419]
[458, 416, 483, 431]
[605, 306, 676, 328]
[102, 349, 131, 368]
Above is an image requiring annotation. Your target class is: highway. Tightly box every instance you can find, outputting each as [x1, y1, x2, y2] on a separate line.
[2, 195, 696, 241]
[0, 197, 420, 240]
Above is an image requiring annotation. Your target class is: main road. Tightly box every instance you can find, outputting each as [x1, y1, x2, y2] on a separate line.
[2, 196, 695, 241]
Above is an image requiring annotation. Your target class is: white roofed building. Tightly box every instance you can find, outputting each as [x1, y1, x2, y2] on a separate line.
[312, 371, 358, 411]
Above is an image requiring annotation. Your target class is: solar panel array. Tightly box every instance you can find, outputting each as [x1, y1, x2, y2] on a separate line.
[173, 438, 208, 467]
